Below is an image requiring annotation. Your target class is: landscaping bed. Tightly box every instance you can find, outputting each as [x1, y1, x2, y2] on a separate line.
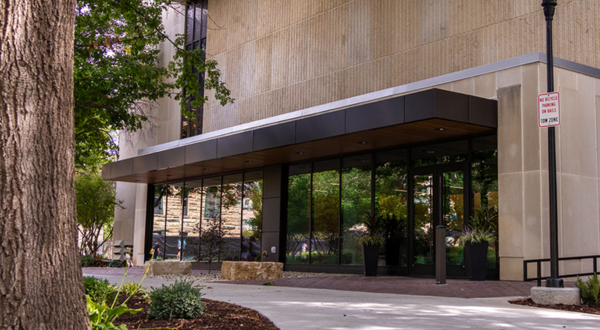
[510, 298, 600, 316]
[114, 294, 280, 330]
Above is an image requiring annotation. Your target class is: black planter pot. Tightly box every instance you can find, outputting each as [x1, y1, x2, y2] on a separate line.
[385, 241, 401, 266]
[464, 241, 489, 281]
[362, 243, 380, 276]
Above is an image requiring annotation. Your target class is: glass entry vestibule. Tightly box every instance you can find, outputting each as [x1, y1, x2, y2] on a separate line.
[285, 135, 498, 279]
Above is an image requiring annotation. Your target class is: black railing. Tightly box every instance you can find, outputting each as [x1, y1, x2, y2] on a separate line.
[523, 255, 600, 286]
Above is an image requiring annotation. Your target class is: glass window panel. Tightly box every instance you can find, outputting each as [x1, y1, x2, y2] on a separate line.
[375, 149, 408, 266]
[471, 135, 499, 269]
[243, 171, 263, 262]
[186, 5, 194, 44]
[200, 178, 221, 263]
[413, 174, 434, 265]
[411, 140, 468, 167]
[312, 169, 340, 264]
[221, 174, 243, 261]
[193, 5, 202, 42]
[289, 163, 311, 176]
[182, 180, 203, 261]
[341, 155, 371, 265]
[443, 171, 465, 266]
[152, 185, 168, 259]
[200, 2, 208, 38]
[165, 183, 184, 260]
[313, 159, 339, 173]
[286, 170, 311, 264]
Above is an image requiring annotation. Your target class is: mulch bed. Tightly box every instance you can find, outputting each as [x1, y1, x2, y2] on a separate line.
[114, 294, 280, 330]
[510, 298, 600, 316]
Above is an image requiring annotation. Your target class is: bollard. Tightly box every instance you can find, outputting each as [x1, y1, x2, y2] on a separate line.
[436, 225, 446, 285]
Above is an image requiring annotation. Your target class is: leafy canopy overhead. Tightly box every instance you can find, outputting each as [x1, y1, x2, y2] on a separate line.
[74, 0, 233, 168]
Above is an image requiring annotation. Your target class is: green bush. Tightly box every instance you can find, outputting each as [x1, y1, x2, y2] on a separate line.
[576, 273, 600, 306]
[81, 254, 95, 268]
[148, 280, 205, 319]
[122, 282, 144, 296]
[109, 260, 124, 268]
[83, 276, 117, 305]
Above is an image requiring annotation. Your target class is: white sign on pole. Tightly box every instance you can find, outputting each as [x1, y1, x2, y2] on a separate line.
[538, 92, 560, 127]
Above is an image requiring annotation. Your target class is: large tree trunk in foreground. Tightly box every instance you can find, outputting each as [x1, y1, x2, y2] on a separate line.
[0, 0, 91, 329]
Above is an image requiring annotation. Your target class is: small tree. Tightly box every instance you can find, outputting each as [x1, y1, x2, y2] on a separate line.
[76, 172, 124, 257]
[195, 217, 228, 274]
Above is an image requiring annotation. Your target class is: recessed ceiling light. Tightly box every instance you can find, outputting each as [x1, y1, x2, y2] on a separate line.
[245, 161, 252, 164]
[297, 152, 304, 155]
[359, 141, 367, 144]
[436, 127, 445, 131]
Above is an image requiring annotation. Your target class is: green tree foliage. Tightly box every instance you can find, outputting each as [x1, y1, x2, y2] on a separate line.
[76, 172, 124, 257]
[74, 0, 233, 168]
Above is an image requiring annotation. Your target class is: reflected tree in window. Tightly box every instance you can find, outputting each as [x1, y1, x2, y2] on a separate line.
[341, 157, 371, 265]
[311, 170, 340, 264]
[286, 172, 311, 264]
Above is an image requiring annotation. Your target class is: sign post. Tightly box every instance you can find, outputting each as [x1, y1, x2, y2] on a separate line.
[542, 0, 563, 288]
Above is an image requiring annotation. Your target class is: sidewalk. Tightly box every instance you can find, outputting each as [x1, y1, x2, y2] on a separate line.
[83, 268, 596, 330]
[82, 267, 564, 299]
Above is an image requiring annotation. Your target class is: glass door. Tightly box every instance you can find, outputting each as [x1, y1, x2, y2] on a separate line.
[409, 164, 467, 276]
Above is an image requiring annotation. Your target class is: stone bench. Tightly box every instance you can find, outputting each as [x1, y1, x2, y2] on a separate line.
[144, 260, 192, 276]
[221, 261, 283, 281]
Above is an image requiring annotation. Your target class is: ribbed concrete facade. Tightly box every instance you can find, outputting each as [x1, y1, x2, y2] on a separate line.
[203, 0, 600, 133]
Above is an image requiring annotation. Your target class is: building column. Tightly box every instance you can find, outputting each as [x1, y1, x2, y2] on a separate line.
[261, 164, 287, 262]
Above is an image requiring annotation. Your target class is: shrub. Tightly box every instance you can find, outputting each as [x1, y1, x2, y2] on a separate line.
[576, 273, 600, 306]
[148, 280, 205, 319]
[83, 276, 117, 305]
[109, 260, 124, 268]
[81, 254, 95, 267]
[122, 282, 144, 296]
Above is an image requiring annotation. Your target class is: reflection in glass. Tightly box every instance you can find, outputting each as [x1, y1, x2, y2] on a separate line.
[152, 185, 168, 259]
[183, 180, 203, 260]
[472, 135, 499, 269]
[443, 171, 464, 266]
[312, 164, 340, 265]
[286, 164, 311, 264]
[165, 183, 184, 260]
[201, 177, 221, 262]
[221, 174, 243, 261]
[375, 149, 408, 266]
[413, 174, 433, 265]
[341, 155, 371, 265]
[243, 171, 263, 262]
[411, 140, 468, 167]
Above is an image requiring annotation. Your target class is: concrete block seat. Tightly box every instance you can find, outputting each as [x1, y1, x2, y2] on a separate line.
[144, 260, 192, 276]
[221, 261, 283, 281]
[531, 287, 581, 305]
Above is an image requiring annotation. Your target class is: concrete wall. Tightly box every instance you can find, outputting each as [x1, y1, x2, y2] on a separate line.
[203, 0, 600, 132]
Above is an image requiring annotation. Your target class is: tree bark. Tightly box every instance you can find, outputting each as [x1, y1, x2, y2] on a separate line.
[0, 0, 91, 329]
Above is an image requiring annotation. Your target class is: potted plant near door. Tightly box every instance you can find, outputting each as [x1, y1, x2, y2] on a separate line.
[382, 213, 406, 266]
[359, 212, 385, 276]
[458, 206, 498, 281]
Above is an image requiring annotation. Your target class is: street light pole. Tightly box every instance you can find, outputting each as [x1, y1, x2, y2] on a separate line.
[542, 0, 563, 288]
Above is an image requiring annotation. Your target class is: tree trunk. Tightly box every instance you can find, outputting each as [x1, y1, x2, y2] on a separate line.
[0, 0, 91, 329]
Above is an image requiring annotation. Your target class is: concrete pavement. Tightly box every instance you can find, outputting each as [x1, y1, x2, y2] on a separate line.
[85, 272, 600, 330]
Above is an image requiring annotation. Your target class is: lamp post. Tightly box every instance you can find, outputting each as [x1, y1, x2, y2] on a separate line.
[542, 0, 563, 288]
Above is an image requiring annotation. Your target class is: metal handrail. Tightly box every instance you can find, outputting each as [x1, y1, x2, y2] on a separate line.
[523, 255, 600, 286]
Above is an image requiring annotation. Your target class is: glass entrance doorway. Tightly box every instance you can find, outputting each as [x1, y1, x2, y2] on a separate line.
[410, 164, 467, 277]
